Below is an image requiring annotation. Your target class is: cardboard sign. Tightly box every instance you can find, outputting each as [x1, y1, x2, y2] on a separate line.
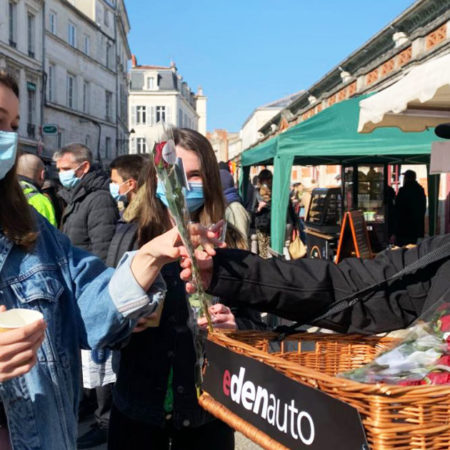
[336, 210, 373, 262]
[203, 341, 368, 450]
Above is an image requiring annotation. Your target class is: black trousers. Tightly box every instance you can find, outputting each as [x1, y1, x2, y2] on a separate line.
[95, 383, 113, 429]
[108, 403, 235, 450]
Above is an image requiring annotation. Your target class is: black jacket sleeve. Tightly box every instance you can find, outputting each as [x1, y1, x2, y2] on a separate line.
[207, 234, 450, 334]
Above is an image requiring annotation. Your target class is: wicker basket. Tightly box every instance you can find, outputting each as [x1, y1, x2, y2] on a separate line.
[199, 331, 450, 450]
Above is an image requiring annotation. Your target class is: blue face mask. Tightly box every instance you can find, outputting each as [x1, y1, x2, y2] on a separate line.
[109, 182, 129, 203]
[0, 131, 18, 180]
[185, 181, 204, 212]
[156, 181, 204, 213]
[58, 165, 82, 190]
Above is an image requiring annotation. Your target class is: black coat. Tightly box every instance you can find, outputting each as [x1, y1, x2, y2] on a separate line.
[108, 223, 266, 428]
[395, 181, 426, 246]
[207, 234, 450, 335]
[59, 169, 119, 262]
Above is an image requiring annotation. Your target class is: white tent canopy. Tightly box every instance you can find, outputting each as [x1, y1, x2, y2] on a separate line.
[358, 52, 450, 133]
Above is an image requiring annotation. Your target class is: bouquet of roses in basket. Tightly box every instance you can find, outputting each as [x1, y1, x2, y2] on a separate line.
[339, 301, 450, 385]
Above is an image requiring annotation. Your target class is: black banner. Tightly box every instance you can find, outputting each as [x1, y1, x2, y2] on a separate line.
[203, 341, 368, 450]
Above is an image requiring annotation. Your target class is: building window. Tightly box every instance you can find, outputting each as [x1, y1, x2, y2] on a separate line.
[105, 91, 112, 121]
[27, 13, 35, 58]
[83, 35, 90, 55]
[136, 137, 146, 154]
[104, 9, 109, 26]
[156, 106, 166, 123]
[27, 82, 36, 138]
[82, 81, 89, 113]
[67, 74, 75, 108]
[146, 77, 155, 90]
[106, 42, 114, 69]
[49, 11, 57, 34]
[48, 64, 55, 102]
[136, 106, 146, 124]
[105, 137, 111, 159]
[68, 23, 76, 47]
[85, 135, 90, 148]
[9, 2, 17, 47]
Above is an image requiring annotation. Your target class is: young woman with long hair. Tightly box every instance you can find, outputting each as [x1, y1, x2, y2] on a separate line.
[108, 128, 265, 450]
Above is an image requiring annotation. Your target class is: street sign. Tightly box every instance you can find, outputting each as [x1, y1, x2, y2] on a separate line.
[42, 124, 58, 135]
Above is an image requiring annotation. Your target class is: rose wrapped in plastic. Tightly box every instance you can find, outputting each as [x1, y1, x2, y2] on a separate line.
[152, 134, 216, 392]
[339, 301, 450, 385]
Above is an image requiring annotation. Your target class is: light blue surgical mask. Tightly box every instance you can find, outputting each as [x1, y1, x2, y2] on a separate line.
[156, 181, 169, 208]
[58, 164, 82, 190]
[0, 131, 18, 180]
[109, 182, 129, 203]
[185, 181, 204, 212]
[156, 181, 204, 213]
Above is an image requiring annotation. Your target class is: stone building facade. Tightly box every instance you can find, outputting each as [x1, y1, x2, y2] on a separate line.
[0, 0, 131, 165]
[128, 57, 207, 154]
[0, 0, 44, 154]
[43, 0, 131, 165]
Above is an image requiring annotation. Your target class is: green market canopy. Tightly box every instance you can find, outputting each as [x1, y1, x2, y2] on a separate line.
[240, 96, 440, 253]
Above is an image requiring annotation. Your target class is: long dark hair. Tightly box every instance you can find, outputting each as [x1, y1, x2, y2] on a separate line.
[0, 72, 37, 251]
[138, 128, 247, 249]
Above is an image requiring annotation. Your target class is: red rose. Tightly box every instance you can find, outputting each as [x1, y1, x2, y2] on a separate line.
[436, 355, 450, 366]
[424, 371, 450, 385]
[153, 141, 166, 166]
[439, 315, 450, 332]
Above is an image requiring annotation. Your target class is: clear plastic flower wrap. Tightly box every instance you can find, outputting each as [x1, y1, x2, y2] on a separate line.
[338, 299, 450, 385]
[152, 128, 215, 393]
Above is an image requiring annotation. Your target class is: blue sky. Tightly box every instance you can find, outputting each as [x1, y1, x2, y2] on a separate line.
[127, 0, 414, 132]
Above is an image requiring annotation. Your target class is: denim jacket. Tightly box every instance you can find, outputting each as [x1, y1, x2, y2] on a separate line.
[0, 215, 165, 450]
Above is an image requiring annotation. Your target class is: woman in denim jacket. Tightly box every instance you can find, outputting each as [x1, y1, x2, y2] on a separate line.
[0, 72, 195, 449]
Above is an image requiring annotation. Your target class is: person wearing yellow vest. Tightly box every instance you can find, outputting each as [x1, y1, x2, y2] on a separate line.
[16, 153, 57, 226]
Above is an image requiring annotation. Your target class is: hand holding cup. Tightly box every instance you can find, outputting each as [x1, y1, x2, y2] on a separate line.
[0, 307, 46, 382]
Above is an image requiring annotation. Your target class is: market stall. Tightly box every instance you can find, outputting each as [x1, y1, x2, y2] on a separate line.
[240, 96, 441, 253]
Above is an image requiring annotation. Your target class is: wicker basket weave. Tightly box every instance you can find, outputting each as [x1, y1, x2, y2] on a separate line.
[199, 331, 450, 450]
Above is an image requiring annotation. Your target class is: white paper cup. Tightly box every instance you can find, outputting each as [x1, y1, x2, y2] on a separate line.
[0, 309, 44, 332]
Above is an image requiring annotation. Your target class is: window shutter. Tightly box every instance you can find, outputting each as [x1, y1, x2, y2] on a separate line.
[130, 137, 136, 154]
[166, 106, 171, 125]
[131, 105, 136, 126]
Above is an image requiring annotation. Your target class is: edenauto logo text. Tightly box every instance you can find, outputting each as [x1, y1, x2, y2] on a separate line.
[223, 367, 315, 445]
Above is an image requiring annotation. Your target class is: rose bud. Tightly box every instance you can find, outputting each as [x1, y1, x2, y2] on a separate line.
[439, 315, 450, 332]
[153, 141, 166, 166]
[424, 371, 450, 385]
[436, 355, 450, 366]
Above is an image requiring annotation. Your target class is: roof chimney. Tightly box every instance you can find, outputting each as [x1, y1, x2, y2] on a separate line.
[131, 54, 137, 67]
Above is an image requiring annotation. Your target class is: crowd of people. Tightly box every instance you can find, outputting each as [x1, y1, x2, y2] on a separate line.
[1, 67, 449, 450]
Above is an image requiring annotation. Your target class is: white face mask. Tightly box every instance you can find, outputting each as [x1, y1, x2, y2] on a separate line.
[0, 131, 18, 180]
